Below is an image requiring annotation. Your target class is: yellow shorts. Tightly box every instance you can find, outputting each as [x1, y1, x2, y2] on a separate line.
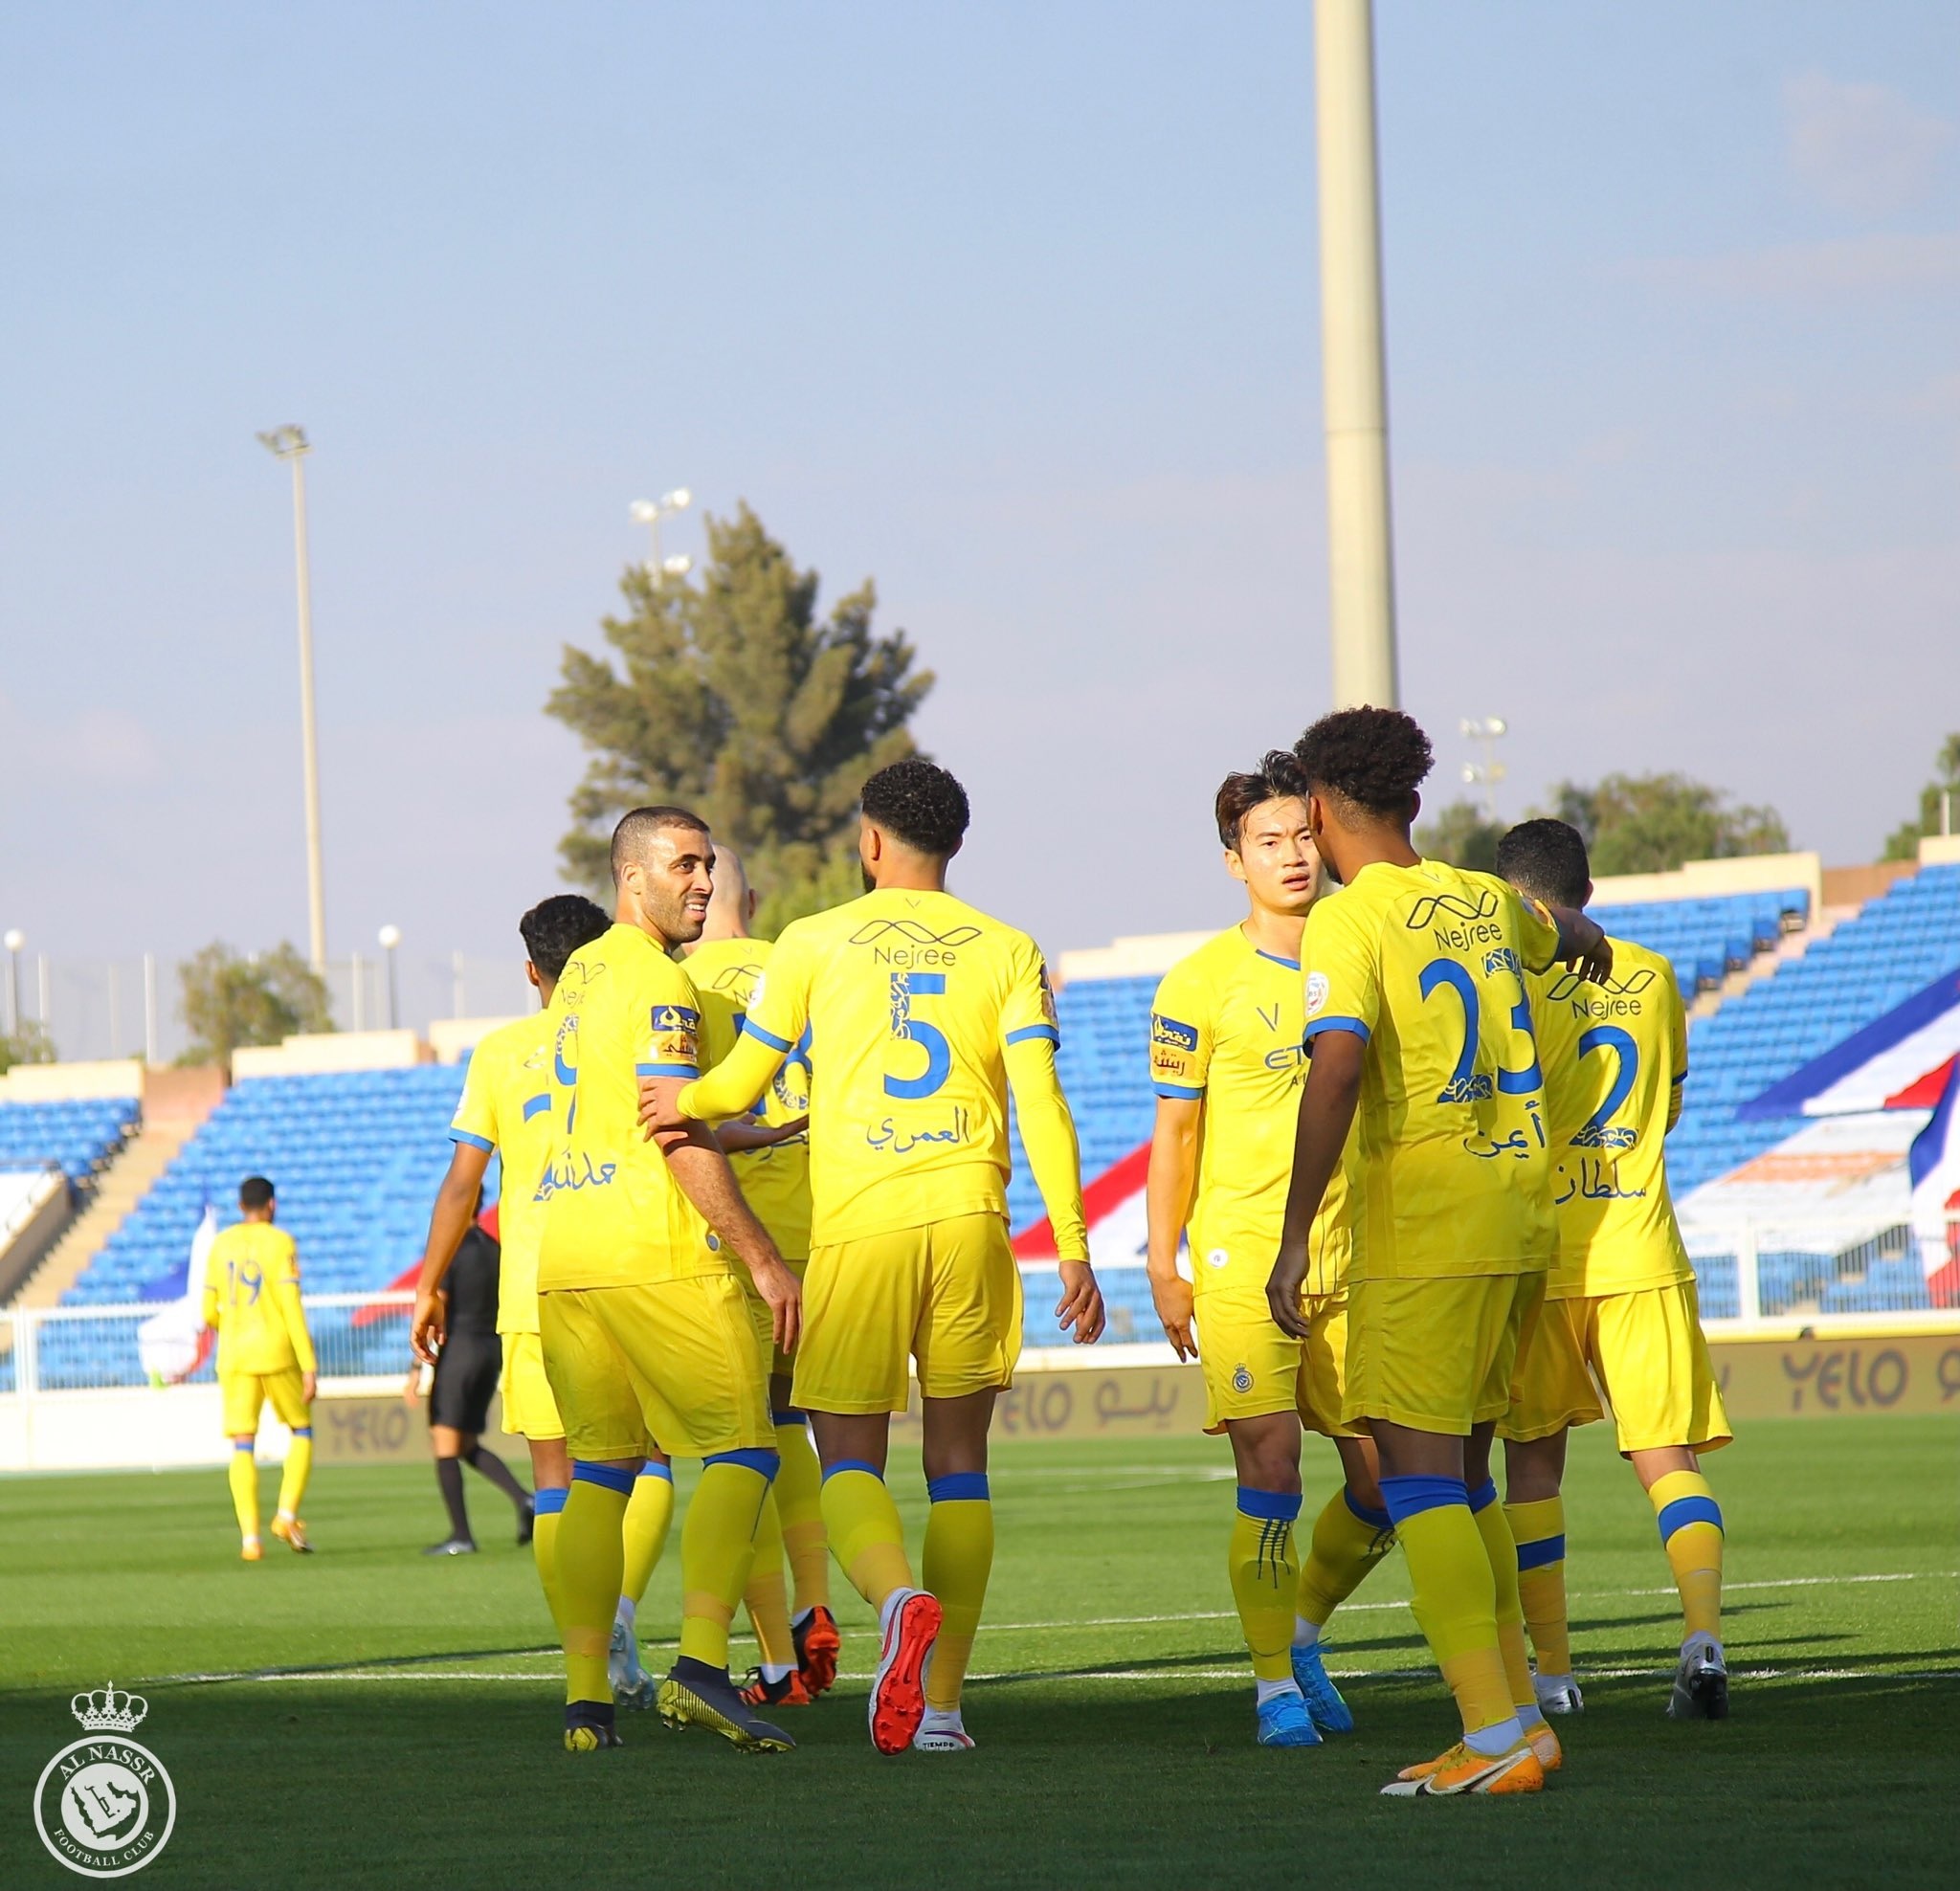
[498, 1330, 565, 1441]
[1343, 1271, 1545, 1435]
[538, 1273, 773, 1462]
[221, 1367, 310, 1437]
[793, 1213, 1021, 1415]
[1193, 1286, 1364, 1437]
[739, 1257, 809, 1383]
[1502, 1279, 1732, 1456]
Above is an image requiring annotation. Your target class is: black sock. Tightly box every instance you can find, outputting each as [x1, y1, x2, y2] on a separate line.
[463, 1442, 529, 1513]
[435, 1457, 472, 1542]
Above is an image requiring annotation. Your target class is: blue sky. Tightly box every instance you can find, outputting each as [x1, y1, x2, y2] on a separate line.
[2, 1, 1955, 1026]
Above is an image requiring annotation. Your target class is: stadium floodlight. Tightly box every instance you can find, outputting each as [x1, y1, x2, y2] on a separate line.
[1459, 717, 1509, 820]
[629, 487, 695, 578]
[257, 423, 327, 974]
[2, 928, 21, 1036]
[378, 925, 402, 1031]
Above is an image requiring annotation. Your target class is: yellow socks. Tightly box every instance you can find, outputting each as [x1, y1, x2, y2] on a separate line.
[679, 1452, 773, 1670]
[1229, 1488, 1302, 1683]
[559, 1464, 633, 1705]
[922, 1474, 994, 1711]
[275, 1426, 312, 1524]
[531, 1486, 568, 1632]
[821, 1461, 913, 1612]
[1295, 1485, 1394, 1635]
[774, 1414, 830, 1614]
[1505, 1494, 1570, 1677]
[228, 1441, 259, 1544]
[743, 1489, 796, 1674]
[1382, 1475, 1514, 1742]
[620, 1463, 675, 1607]
[1650, 1469, 1725, 1643]
[1469, 1479, 1538, 1716]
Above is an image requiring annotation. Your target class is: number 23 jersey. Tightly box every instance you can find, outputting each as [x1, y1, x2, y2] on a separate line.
[741, 888, 1060, 1247]
[1302, 858, 1561, 1280]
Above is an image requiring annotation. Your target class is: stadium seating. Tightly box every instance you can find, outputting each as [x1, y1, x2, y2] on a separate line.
[1590, 887, 1808, 996]
[0, 1097, 139, 1188]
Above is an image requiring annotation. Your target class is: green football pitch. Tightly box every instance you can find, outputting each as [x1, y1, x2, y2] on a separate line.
[1, 1413, 1952, 1889]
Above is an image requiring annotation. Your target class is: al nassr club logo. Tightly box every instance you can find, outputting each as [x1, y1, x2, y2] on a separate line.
[33, 1684, 176, 1879]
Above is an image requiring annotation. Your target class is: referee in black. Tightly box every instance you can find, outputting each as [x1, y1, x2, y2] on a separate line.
[412, 1209, 533, 1554]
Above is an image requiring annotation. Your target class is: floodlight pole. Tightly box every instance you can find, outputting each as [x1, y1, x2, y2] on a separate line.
[258, 425, 328, 972]
[1315, 0, 1400, 709]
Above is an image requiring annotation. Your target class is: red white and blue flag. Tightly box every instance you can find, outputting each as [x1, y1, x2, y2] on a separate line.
[1908, 1057, 1960, 1308]
[1740, 970, 1960, 1120]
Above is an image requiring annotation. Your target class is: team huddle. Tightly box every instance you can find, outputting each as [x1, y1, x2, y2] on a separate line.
[199, 705, 1731, 1797]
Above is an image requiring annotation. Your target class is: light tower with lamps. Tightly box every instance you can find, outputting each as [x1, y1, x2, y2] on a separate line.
[378, 925, 402, 1031]
[256, 423, 328, 972]
[1460, 717, 1509, 821]
[3, 929, 22, 1035]
[629, 489, 694, 579]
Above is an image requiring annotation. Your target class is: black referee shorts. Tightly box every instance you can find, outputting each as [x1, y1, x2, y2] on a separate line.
[429, 1332, 501, 1435]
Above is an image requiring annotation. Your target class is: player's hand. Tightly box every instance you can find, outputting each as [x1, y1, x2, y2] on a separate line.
[748, 1254, 803, 1354]
[410, 1288, 446, 1366]
[1149, 1272, 1197, 1362]
[637, 1076, 690, 1140]
[1564, 913, 1613, 985]
[1056, 1259, 1104, 1345]
[301, 1369, 319, 1405]
[1266, 1243, 1313, 1341]
[401, 1368, 421, 1406]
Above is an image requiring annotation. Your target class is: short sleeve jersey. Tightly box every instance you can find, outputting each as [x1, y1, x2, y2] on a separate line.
[203, 1222, 309, 1376]
[535, 923, 729, 1292]
[1301, 858, 1562, 1279]
[740, 888, 1064, 1247]
[1150, 926, 1356, 1298]
[686, 935, 813, 1261]
[1529, 933, 1695, 1299]
[448, 1012, 556, 1334]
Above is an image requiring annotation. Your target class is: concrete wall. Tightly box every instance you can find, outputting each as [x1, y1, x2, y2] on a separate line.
[232, 1030, 430, 1078]
[428, 1015, 524, 1064]
[0, 1059, 145, 1103]
[1589, 850, 1823, 914]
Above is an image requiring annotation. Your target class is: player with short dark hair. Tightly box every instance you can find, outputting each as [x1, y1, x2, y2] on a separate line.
[1494, 818, 1733, 1722]
[1269, 707, 1611, 1798]
[656, 759, 1103, 1754]
[203, 1176, 318, 1560]
[1147, 752, 1395, 1748]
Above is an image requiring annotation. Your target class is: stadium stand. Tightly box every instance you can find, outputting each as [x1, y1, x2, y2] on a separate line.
[1591, 887, 1808, 996]
[0, 1097, 139, 1189]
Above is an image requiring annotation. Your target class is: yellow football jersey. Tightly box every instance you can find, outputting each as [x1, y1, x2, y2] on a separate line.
[534, 922, 729, 1293]
[1530, 932, 1695, 1299]
[1150, 925, 1355, 1299]
[686, 935, 813, 1261]
[1301, 858, 1562, 1279]
[703, 888, 1068, 1247]
[449, 1011, 556, 1335]
[201, 1221, 315, 1376]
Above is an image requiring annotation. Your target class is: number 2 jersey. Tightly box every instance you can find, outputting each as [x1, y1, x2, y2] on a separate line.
[1301, 857, 1562, 1280]
[1150, 924, 1356, 1300]
[686, 887, 1088, 1255]
[1528, 932, 1695, 1301]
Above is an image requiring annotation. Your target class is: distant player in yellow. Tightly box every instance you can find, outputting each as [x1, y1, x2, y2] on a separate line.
[1268, 707, 1610, 1799]
[538, 805, 803, 1756]
[1494, 818, 1732, 1722]
[656, 759, 1104, 1756]
[1146, 752, 1394, 1749]
[409, 897, 628, 1644]
[202, 1176, 317, 1560]
[680, 846, 841, 1711]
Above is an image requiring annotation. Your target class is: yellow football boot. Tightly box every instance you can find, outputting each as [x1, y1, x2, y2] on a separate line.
[1382, 1737, 1545, 1797]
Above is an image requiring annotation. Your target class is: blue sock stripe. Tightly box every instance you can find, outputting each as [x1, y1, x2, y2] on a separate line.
[926, 1472, 990, 1503]
[571, 1460, 636, 1496]
[232, 1439, 254, 1453]
[1378, 1474, 1469, 1525]
[1657, 1495, 1724, 1542]
[770, 1407, 806, 1426]
[532, 1487, 568, 1516]
[1466, 1477, 1499, 1515]
[703, 1447, 780, 1481]
[290, 1427, 313, 1438]
[1516, 1533, 1566, 1570]
[638, 1462, 674, 1481]
[822, 1458, 882, 1482]
[1236, 1486, 1303, 1523]
[1343, 1488, 1393, 1531]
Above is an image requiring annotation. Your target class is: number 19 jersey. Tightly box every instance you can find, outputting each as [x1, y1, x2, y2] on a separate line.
[741, 888, 1061, 1247]
[1302, 858, 1562, 1280]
